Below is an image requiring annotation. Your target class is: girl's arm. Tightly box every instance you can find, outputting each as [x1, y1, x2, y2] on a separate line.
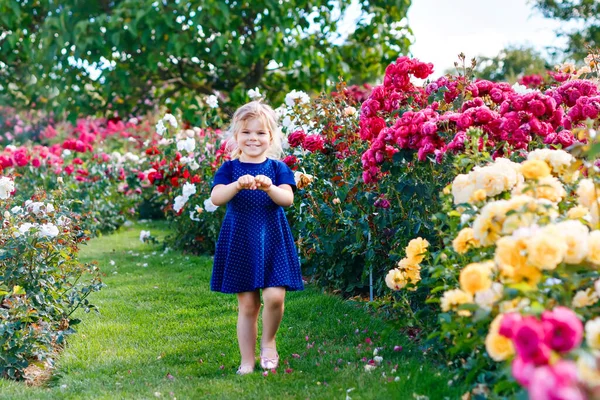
[211, 174, 256, 206]
[255, 174, 293, 207]
[265, 184, 294, 207]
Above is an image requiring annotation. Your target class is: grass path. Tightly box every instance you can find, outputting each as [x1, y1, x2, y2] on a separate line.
[0, 221, 466, 399]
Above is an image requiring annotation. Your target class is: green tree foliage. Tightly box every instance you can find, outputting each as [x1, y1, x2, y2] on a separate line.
[533, 0, 600, 61]
[474, 46, 550, 82]
[0, 0, 412, 120]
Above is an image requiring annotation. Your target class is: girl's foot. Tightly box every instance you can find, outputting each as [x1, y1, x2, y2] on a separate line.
[260, 347, 279, 370]
[236, 364, 254, 375]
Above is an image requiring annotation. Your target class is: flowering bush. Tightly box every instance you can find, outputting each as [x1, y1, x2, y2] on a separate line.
[0, 177, 103, 380]
[393, 141, 600, 397]
[138, 113, 227, 254]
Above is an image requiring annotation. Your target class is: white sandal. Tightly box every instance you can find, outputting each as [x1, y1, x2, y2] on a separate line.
[260, 347, 279, 370]
[236, 364, 254, 375]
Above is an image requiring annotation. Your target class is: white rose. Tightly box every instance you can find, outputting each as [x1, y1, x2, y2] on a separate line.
[139, 230, 151, 242]
[248, 87, 262, 99]
[177, 137, 196, 153]
[173, 195, 188, 213]
[38, 223, 59, 238]
[0, 176, 15, 199]
[182, 182, 196, 198]
[162, 113, 178, 128]
[204, 198, 218, 212]
[206, 95, 219, 108]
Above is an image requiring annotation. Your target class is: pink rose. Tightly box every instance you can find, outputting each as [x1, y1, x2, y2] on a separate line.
[490, 88, 504, 103]
[475, 107, 494, 124]
[528, 100, 546, 117]
[541, 306, 583, 353]
[511, 357, 536, 388]
[528, 361, 585, 400]
[498, 312, 523, 339]
[582, 104, 599, 120]
[361, 98, 381, 118]
[421, 121, 437, 135]
[457, 113, 473, 130]
[513, 316, 551, 365]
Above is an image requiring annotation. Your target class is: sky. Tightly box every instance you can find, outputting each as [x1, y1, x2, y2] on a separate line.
[340, 0, 571, 77]
[406, 0, 568, 75]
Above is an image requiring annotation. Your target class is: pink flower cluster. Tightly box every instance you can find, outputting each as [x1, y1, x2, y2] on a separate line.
[499, 307, 585, 400]
[358, 57, 587, 183]
[519, 74, 545, 89]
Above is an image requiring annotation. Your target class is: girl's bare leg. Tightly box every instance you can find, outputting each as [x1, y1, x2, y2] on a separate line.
[260, 287, 286, 357]
[236, 291, 261, 369]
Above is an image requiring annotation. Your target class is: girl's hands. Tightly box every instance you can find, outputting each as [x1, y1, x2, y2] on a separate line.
[255, 175, 272, 191]
[236, 175, 273, 191]
[237, 174, 257, 190]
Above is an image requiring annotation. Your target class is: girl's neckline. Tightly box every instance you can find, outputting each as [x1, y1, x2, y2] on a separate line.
[237, 158, 270, 165]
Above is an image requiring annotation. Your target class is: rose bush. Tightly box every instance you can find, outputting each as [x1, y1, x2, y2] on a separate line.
[0, 177, 104, 380]
[388, 141, 600, 397]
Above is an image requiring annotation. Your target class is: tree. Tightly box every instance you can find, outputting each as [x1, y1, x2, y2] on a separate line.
[532, 0, 600, 61]
[0, 0, 412, 121]
[473, 46, 551, 83]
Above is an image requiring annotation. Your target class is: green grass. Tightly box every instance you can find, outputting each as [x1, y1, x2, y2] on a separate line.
[0, 221, 466, 399]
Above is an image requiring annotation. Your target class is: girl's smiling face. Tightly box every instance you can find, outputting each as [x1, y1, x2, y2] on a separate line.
[237, 118, 271, 162]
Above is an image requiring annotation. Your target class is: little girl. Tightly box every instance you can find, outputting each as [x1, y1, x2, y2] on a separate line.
[210, 101, 304, 375]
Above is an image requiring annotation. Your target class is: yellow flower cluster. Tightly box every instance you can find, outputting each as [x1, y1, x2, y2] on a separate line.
[385, 237, 429, 291]
[451, 158, 523, 205]
[440, 148, 600, 375]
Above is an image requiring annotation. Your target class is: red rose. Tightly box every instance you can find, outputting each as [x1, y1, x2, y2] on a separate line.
[302, 135, 325, 152]
[283, 155, 298, 168]
[287, 130, 306, 148]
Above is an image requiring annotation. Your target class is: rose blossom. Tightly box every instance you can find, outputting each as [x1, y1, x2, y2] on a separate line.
[303, 135, 325, 152]
[541, 306, 583, 353]
[287, 130, 306, 148]
[512, 316, 551, 365]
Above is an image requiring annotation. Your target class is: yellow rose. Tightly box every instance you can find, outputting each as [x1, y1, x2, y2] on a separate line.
[577, 352, 600, 387]
[397, 258, 421, 284]
[452, 174, 476, 205]
[499, 297, 531, 313]
[469, 189, 487, 203]
[587, 230, 600, 266]
[459, 261, 493, 295]
[501, 212, 534, 235]
[585, 318, 600, 349]
[526, 226, 567, 270]
[485, 315, 515, 361]
[405, 237, 429, 264]
[495, 236, 527, 270]
[577, 179, 597, 208]
[572, 288, 599, 308]
[452, 228, 480, 254]
[568, 206, 589, 220]
[555, 220, 589, 265]
[385, 268, 407, 291]
[474, 166, 510, 197]
[440, 289, 473, 316]
[472, 200, 509, 246]
[521, 159, 551, 180]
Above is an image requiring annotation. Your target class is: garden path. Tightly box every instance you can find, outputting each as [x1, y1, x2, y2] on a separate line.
[0, 221, 466, 399]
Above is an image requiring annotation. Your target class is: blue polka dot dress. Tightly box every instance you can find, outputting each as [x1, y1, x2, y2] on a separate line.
[210, 158, 304, 294]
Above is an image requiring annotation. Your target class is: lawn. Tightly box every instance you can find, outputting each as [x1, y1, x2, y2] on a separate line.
[0, 221, 466, 399]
